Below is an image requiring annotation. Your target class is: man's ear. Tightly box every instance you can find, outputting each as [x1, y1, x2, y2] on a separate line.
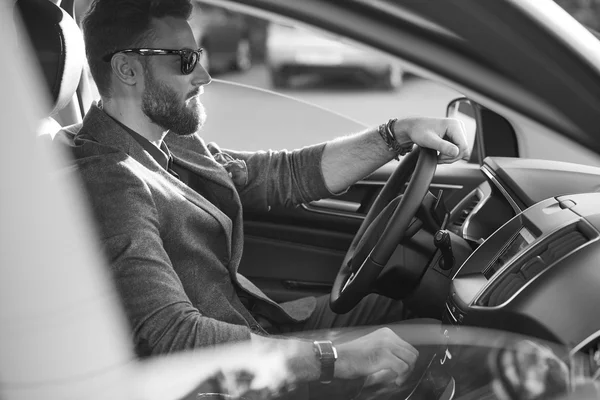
[110, 53, 140, 86]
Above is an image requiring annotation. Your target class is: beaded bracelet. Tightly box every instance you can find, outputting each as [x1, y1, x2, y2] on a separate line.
[377, 118, 413, 160]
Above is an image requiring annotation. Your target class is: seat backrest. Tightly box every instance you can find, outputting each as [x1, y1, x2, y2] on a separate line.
[17, 0, 85, 140]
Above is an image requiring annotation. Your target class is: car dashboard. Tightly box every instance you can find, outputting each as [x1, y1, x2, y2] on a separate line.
[441, 157, 600, 380]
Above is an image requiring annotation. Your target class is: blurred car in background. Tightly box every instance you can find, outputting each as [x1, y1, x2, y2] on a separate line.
[266, 23, 404, 90]
[189, 2, 267, 75]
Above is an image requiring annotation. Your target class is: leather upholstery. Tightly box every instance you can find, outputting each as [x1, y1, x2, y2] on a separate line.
[18, 0, 85, 117]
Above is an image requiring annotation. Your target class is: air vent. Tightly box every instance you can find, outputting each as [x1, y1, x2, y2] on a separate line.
[479, 226, 588, 307]
[450, 194, 481, 233]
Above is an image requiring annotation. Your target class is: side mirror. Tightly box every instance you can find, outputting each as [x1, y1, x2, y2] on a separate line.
[447, 97, 521, 161]
[446, 97, 482, 164]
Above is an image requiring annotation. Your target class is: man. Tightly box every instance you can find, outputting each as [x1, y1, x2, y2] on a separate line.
[72, 0, 469, 391]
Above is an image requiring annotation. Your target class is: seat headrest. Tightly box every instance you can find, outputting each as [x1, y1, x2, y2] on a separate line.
[17, 0, 85, 116]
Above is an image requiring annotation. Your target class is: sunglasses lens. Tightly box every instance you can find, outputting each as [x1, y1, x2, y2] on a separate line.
[181, 50, 199, 74]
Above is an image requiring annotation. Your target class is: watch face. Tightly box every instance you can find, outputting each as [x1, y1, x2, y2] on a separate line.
[315, 341, 335, 356]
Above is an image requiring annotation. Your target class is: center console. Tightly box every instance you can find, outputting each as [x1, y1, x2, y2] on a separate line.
[443, 193, 600, 345]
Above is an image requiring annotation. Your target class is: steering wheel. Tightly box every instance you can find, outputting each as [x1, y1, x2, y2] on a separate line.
[330, 147, 438, 314]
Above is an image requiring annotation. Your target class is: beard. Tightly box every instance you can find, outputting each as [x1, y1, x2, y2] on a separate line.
[141, 65, 206, 136]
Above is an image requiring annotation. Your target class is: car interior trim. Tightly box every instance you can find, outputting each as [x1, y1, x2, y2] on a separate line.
[301, 181, 464, 219]
[516, 0, 600, 74]
[356, 180, 464, 191]
[480, 165, 522, 213]
[444, 302, 458, 324]
[300, 202, 365, 220]
[361, 0, 460, 40]
[570, 329, 600, 356]
[307, 199, 362, 214]
[458, 188, 487, 242]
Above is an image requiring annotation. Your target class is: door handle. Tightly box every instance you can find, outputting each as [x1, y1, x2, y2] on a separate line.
[304, 199, 361, 213]
[283, 280, 332, 291]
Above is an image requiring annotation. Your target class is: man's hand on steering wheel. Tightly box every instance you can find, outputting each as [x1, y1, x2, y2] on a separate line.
[392, 117, 471, 163]
[330, 117, 470, 314]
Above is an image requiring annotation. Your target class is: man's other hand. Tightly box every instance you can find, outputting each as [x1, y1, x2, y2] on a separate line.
[335, 327, 419, 386]
[394, 117, 470, 164]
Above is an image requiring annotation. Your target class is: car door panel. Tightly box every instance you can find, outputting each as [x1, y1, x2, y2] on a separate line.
[240, 233, 347, 302]
[239, 162, 485, 302]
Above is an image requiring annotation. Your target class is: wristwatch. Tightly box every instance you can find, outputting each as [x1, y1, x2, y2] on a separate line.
[313, 340, 338, 384]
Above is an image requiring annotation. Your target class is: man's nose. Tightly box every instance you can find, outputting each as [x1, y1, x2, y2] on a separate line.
[192, 63, 211, 87]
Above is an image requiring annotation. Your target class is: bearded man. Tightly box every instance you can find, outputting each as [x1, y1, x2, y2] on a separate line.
[69, 0, 469, 393]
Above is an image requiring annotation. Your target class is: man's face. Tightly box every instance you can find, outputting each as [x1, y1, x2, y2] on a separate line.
[140, 17, 211, 136]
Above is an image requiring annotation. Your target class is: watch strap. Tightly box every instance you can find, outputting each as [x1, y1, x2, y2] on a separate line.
[313, 340, 337, 384]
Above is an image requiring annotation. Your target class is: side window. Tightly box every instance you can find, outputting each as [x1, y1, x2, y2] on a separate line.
[75, 0, 478, 162]
[188, 3, 268, 76]
[190, 8, 477, 162]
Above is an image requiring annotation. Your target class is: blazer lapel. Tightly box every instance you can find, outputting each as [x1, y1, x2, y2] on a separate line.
[165, 132, 245, 272]
[165, 133, 238, 193]
[165, 131, 244, 225]
[79, 104, 234, 255]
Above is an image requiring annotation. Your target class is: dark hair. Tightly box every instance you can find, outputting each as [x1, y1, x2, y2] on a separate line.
[81, 0, 193, 98]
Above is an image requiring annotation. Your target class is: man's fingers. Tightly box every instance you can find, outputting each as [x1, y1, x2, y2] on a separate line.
[364, 369, 398, 387]
[418, 131, 460, 159]
[388, 344, 418, 379]
[390, 342, 419, 365]
[338, 327, 420, 383]
[443, 118, 470, 160]
[383, 331, 419, 358]
[396, 116, 470, 163]
[378, 350, 413, 384]
[375, 328, 419, 362]
[372, 334, 419, 385]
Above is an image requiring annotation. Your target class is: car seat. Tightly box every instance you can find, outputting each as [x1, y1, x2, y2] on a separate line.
[17, 0, 85, 141]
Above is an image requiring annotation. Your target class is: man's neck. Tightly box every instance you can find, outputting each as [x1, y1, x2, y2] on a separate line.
[101, 98, 168, 147]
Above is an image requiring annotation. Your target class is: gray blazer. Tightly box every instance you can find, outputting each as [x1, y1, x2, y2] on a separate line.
[64, 104, 333, 356]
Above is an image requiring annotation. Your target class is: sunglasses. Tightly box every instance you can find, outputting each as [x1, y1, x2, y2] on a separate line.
[102, 48, 204, 75]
